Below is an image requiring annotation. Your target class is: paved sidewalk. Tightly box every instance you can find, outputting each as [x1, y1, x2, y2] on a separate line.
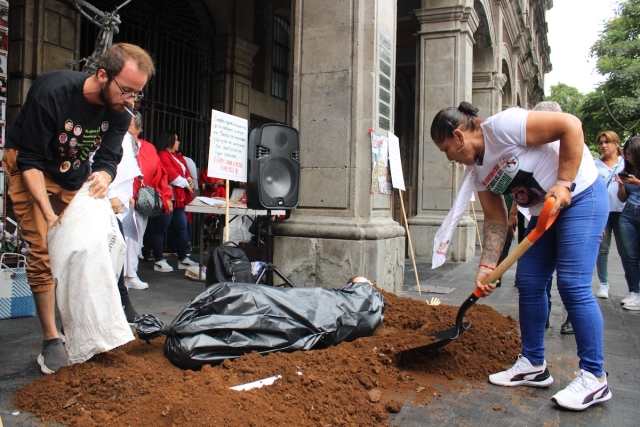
[391, 242, 640, 426]
[0, 241, 638, 426]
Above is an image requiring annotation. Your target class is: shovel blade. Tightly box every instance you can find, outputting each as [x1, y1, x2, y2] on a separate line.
[403, 320, 472, 354]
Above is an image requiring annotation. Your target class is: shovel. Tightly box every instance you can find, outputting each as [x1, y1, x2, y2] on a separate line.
[403, 197, 560, 354]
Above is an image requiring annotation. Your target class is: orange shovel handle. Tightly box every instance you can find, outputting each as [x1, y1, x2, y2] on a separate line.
[472, 197, 560, 298]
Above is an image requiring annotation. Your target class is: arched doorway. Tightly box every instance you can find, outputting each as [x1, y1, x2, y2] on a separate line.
[471, 0, 496, 119]
[79, 0, 216, 167]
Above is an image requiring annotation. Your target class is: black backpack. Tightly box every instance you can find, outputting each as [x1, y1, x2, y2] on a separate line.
[206, 242, 254, 287]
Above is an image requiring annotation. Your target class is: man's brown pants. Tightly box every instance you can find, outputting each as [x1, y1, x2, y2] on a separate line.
[2, 149, 77, 293]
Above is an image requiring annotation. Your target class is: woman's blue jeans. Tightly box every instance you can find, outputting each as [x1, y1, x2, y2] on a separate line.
[618, 203, 640, 294]
[597, 211, 627, 285]
[515, 180, 608, 377]
[149, 207, 190, 262]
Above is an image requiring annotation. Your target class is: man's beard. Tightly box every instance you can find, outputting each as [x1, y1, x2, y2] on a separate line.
[99, 83, 125, 114]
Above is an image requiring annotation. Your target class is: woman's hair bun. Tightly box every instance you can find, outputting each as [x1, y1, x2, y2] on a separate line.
[458, 102, 479, 117]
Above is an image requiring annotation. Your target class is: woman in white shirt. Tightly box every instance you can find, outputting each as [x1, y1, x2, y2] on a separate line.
[430, 102, 610, 411]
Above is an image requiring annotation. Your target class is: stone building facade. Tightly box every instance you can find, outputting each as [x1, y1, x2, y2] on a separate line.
[5, 0, 551, 293]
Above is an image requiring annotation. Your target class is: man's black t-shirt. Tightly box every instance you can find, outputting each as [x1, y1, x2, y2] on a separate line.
[6, 70, 128, 190]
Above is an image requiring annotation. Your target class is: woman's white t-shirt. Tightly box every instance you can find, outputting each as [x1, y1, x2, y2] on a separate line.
[474, 107, 598, 215]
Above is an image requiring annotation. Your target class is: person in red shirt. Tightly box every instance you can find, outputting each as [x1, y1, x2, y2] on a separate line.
[199, 166, 226, 198]
[198, 167, 226, 252]
[149, 130, 198, 272]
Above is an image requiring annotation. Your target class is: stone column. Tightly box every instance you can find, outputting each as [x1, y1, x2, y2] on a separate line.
[212, 36, 259, 120]
[274, 0, 405, 293]
[472, 71, 505, 119]
[7, 0, 81, 121]
[408, 0, 479, 261]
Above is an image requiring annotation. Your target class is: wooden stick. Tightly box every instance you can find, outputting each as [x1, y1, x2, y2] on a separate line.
[224, 179, 230, 242]
[399, 190, 421, 295]
[471, 196, 482, 252]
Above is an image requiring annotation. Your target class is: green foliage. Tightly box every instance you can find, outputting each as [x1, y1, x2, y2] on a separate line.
[547, 83, 584, 117]
[579, 0, 640, 150]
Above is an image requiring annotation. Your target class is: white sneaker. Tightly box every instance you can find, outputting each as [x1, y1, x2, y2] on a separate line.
[623, 297, 640, 311]
[154, 259, 173, 273]
[621, 292, 639, 305]
[596, 283, 609, 299]
[178, 257, 198, 270]
[488, 354, 553, 387]
[125, 276, 149, 290]
[551, 370, 612, 410]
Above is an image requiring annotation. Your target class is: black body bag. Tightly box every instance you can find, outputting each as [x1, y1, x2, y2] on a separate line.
[134, 281, 386, 370]
[206, 241, 253, 286]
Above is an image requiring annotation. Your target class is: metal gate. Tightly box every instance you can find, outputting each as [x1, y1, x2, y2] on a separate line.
[79, 0, 215, 168]
[80, 0, 216, 253]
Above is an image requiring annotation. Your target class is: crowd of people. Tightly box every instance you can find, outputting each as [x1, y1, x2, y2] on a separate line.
[4, 38, 638, 416]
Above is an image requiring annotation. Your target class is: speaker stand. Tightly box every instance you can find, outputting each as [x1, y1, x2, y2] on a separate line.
[255, 210, 296, 287]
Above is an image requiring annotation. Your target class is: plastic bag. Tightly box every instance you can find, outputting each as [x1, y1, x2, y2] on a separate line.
[48, 182, 134, 365]
[0, 254, 35, 319]
[227, 215, 252, 244]
[135, 281, 385, 370]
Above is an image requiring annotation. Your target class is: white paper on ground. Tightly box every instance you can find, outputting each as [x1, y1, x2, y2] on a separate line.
[230, 375, 282, 391]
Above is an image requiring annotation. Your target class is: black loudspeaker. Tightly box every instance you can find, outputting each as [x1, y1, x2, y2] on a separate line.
[246, 123, 300, 209]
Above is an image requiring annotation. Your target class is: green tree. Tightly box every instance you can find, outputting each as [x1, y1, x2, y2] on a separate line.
[580, 0, 640, 149]
[547, 83, 584, 117]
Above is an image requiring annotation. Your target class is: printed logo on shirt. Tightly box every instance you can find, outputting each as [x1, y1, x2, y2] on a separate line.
[69, 147, 78, 156]
[508, 171, 546, 208]
[73, 125, 82, 136]
[70, 138, 77, 147]
[101, 121, 109, 132]
[500, 154, 519, 173]
[58, 146, 66, 157]
[64, 120, 73, 132]
[60, 161, 71, 173]
[482, 164, 512, 194]
[59, 133, 68, 144]
[72, 159, 81, 170]
[79, 128, 101, 161]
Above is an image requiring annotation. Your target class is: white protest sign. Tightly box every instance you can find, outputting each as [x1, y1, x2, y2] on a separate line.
[387, 132, 406, 191]
[208, 110, 248, 182]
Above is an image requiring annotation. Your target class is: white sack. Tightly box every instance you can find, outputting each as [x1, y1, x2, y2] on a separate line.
[48, 181, 133, 365]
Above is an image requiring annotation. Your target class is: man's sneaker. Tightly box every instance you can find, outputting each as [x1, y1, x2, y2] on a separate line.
[596, 283, 609, 299]
[621, 292, 639, 305]
[551, 370, 612, 410]
[125, 276, 149, 290]
[37, 338, 68, 375]
[488, 354, 553, 387]
[623, 297, 640, 311]
[154, 259, 173, 273]
[178, 257, 198, 269]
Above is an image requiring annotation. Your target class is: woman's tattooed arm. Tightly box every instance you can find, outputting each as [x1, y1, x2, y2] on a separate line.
[480, 221, 507, 267]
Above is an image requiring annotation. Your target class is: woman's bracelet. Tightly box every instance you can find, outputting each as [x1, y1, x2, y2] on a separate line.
[478, 264, 495, 271]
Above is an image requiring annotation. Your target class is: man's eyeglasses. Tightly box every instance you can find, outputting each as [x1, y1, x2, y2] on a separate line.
[109, 74, 144, 101]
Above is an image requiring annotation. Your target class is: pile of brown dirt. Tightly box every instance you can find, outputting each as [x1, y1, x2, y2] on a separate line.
[14, 289, 521, 427]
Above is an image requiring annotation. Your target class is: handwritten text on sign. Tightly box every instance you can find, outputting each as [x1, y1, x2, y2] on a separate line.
[208, 110, 248, 182]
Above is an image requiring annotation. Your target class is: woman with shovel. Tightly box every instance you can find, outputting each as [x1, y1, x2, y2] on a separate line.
[430, 102, 610, 411]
